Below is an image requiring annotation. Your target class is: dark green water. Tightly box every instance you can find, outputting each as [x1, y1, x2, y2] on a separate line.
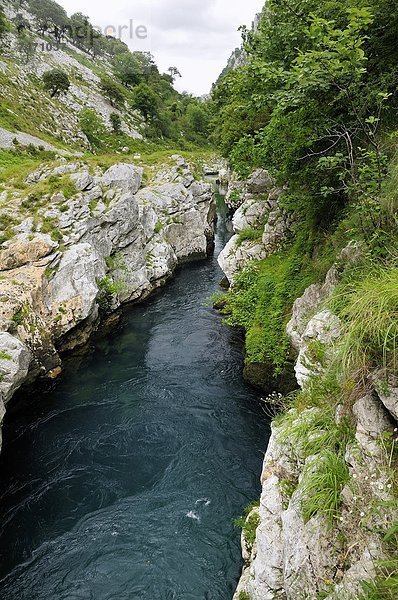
[0, 191, 270, 600]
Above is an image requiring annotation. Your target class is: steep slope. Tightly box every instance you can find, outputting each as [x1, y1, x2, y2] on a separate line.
[213, 1, 398, 598]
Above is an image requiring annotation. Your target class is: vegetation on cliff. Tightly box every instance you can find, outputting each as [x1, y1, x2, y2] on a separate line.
[212, 1, 398, 596]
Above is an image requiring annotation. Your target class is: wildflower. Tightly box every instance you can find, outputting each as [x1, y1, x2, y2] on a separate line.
[360, 512, 365, 517]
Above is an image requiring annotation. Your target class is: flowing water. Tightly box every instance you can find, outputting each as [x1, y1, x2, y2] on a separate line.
[0, 188, 270, 600]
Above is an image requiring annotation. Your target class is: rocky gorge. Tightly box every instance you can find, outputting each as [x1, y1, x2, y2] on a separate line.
[0, 155, 216, 451]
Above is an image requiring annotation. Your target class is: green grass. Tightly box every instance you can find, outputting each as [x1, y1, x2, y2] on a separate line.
[360, 524, 398, 599]
[0, 352, 11, 360]
[236, 227, 264, 247]
[301, 450, 350, 525]
[234, 501, 261, 547]
[330, 267, 398, 374]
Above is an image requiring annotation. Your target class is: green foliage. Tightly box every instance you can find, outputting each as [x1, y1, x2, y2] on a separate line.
[0, 8, 8, 38]
[331, 267, 398, 373]
[360, 524, 398, 599]
[110, 113, 122, 134]
[96, 276, 125, 313]
[42, 69, 70, 98]
[79, 109, 106, 149]
[132, 83, 159, 120]
[222, 228, 335, 373]
[0, 352, 11, 360]
[236, 227, 263, 247]
[212, 0, 398, 222]
[100, 77, 125, 107]
[234, 501, 261, 547]
[112, 52, 144, 87]
[301, 450, 350, 525]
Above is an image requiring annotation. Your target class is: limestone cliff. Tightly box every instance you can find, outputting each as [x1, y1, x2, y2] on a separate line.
[218, 171, 398, 600]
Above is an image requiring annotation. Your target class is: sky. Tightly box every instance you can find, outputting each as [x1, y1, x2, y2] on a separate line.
[58, 0, 265, 96]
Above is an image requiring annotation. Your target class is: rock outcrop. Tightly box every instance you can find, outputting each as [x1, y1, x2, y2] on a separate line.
[218, 169, 295, 282]
[234, 246, 398, 600]
[0, 155, 216, 450]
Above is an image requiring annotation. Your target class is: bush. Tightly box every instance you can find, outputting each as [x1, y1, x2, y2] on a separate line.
[79, 109, 106, 149]
[42, 69, 70, 98]
[100, 77, 125, 107]
[110, 112, 122, 134]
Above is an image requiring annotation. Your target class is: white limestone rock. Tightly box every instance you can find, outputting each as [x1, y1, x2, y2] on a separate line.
[295, 310, 342, 389]
[46, 243, 105, 333]
[218, 235, 266, 283]
[0, 333, 32, 405]
[101, 164, 143, 194]
[353, 393, 394, 457]
[232, 197, 270, 233]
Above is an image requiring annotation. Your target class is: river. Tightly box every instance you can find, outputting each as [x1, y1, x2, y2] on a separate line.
[0, 187, 270, 600]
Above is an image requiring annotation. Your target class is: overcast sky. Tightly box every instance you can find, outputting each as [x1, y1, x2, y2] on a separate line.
[58, 0, 265, 96]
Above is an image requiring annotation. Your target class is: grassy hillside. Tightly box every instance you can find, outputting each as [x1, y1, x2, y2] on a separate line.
[0, 0, 211, 155]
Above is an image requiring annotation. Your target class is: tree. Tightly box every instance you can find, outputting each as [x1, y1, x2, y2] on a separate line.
[79, 108, 106, 148]
[110, 113, 122, 133]
[69, 12, 94, 52]
[42, 69, 70, 97]
[100, 77, 125, 107]
[168, 66, 182, 82]
[29, 0, 68, 37]
[14, 13, 30, 34]
[17, 32, 35, 63]
[112, 52, 143, 87]
[131, 83, 159, 119]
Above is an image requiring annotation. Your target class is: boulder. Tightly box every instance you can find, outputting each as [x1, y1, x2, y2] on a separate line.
[232, 197, 270, 233]
[101, 163, 143, 194]
[0, 332, 32, 405]
[353, 394, 394, 457]
[218, 235, 266, 283]
[246, 169, 275, 194]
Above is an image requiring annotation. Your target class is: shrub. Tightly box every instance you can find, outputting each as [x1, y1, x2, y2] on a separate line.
[79, 109, 106, 149]
[42, 69, 70, 98]
[110, 112, 122, 134]
[100, 77, 125, 107]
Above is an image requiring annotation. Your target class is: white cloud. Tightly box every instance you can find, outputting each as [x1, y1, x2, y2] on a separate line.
[57, 0, 265, 95]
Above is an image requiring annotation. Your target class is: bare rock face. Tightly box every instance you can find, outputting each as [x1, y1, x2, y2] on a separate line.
[353, 394, 395, 457]
[373, 371, 398, 421]
[0, 237, 56, 270]
[0, 333, 32, 450]
[101, 164, 143, 194]
[295, 310, 342, 388]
